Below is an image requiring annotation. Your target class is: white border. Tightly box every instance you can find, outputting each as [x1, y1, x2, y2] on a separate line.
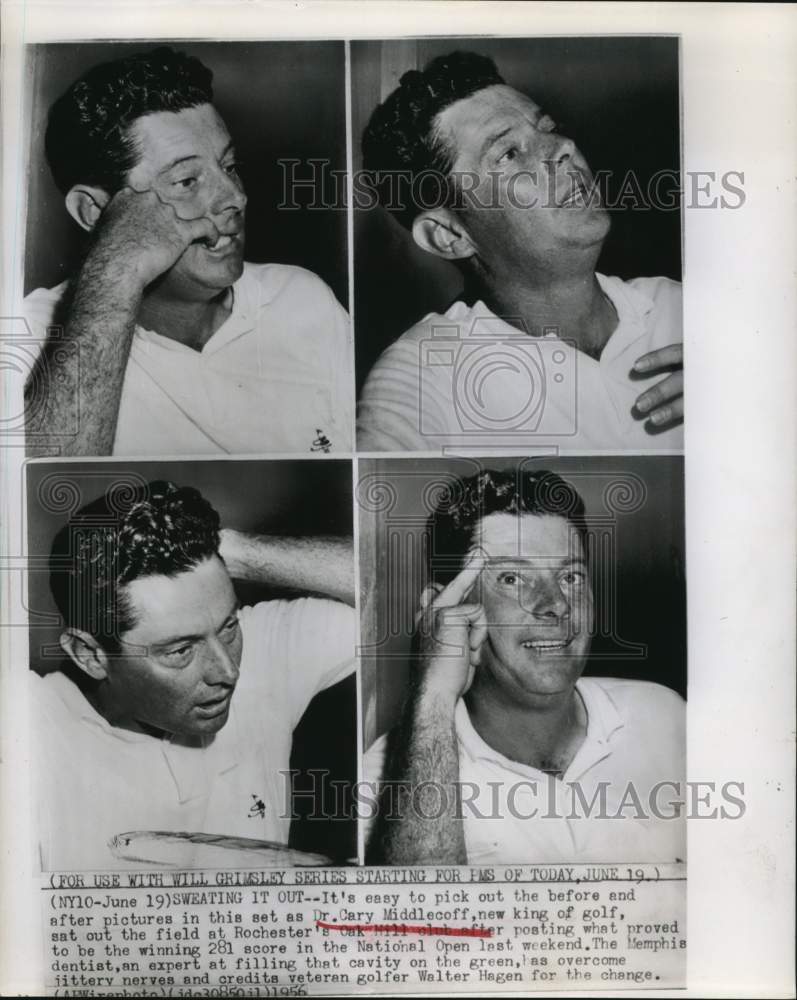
[2, 3, 795, 997]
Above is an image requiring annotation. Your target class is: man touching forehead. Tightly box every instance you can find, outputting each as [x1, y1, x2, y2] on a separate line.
[365, 469, 685, 867]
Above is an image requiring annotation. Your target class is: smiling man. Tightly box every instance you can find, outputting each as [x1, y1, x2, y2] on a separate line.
[364, 469, 685, 865]
[357, 51, 683, 451]
[24, 47, 352, 455]
[31, 480, 355, 870]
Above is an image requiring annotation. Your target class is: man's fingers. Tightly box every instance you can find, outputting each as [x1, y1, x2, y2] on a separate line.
[647, 396, 684, 427]
[432, 602, 484, 631]
[468, 607, 489, 654]
[183, 215, 220, 244]
[633, 342, 683, 373]
[635, 371, 683, 415]
[423, 602, 482, 644]
[433, 551, 486, 609]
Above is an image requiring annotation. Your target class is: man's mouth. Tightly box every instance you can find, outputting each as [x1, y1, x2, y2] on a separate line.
[197, 233, 239, 254]
[196, 690, 233, 715]
[558, 178, 593, 208]
[521, 638, 573, 652]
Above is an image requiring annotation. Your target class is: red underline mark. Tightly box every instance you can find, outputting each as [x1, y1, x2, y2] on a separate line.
[316, 921, 492, 938]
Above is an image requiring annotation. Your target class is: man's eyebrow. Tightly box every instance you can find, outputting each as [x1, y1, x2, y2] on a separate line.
[485, 556, 588, 567]
[157, 154, 200, 177]
[157, 142, 235, 178]
[478, 109, 548, 161]
[479, 125, 514, 161]
[150, 601, 240, 649]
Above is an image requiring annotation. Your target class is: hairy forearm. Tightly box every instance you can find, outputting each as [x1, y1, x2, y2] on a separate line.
[25, 252, 141, 456]
[368, 684, 466, 866]
[220, 529, 354, 605]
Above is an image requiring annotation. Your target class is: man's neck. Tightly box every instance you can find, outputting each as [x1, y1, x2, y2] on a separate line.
[464, 673, 587, 776]
[138, 287, 233, 351]
[466, 257, 618, 361]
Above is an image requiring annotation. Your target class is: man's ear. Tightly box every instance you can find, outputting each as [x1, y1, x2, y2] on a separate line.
[412, 209, 477, 261]
[59, 628, 109, 681]
[64, 185, 111, 232]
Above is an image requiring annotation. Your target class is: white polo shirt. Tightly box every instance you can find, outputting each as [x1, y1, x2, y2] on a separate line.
[24, 263, 354, 455]
[357, 274, 683, 452]
[363, 677, 685, 864]
[32, 598, 355, 871]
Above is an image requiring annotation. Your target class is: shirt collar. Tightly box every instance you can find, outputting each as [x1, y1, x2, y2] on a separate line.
[134, 267, 256, 355]
[161, 701, 242, 804]
[460, 272, 655, 362]
[454, 676, 626, 781]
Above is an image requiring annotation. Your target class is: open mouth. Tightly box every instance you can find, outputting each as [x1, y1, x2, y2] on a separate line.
[521, 638, 573, 652]
[196, 691, 233, 714]
[559, 178, 593, 208]
[196, 233, 239, 254]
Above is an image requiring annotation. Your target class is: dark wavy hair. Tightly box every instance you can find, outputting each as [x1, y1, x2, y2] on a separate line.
[427, 469, 589, 588]
[49, 480, 221, 649]
[45, 46, 214, 196]
[362, 51, 504, 227]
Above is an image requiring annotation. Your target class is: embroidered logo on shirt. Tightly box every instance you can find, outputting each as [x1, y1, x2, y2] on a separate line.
[248, 795, 266, 819]
[311, 429, 332, 453]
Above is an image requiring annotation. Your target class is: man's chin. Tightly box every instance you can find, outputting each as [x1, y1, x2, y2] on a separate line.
[182, 704, 232, 738]
[179, 242, 245, 291]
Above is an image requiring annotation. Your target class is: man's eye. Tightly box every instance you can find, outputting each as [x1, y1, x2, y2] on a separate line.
[561, 571, 585, 587]
[497, 146, 519, 165]
[163, 644, 194, 664]
[223, 160, 241, 177]
[498, 572, 519, 586]
[174, 176, 198, 190]
[221, 618, 240, 643]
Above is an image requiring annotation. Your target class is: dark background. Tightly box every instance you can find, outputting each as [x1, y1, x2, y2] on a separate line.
[24, 41, 349, 308]
[358, 455, 686, 748]
[26, 458, 356, 860]
[352, 37, 682, 389]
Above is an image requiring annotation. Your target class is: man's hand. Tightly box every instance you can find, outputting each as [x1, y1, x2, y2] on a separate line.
[632, 343, 684, 428]
[91, 186, 220, 290]
[416, 554, 487, 704]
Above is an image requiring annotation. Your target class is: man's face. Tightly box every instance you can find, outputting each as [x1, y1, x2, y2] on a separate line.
[125, 103, 247, 297]
[471, 512, 593, 700]
[435, 84, 609, 269]
[104, 555, 243, 738]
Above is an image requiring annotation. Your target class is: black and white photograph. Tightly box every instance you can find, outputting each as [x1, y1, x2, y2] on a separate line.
[358, 456, 686, 866]
[22, 41, 354, 457]
[0, 4, 794, 997]
[353, 38, 685, 452]
[26, 459, 357, 869]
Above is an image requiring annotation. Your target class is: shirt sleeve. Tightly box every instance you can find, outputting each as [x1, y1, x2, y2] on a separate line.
[22, 285, 66, 360]
[357, 335, 448, 452]
[239, 598, 356, 728]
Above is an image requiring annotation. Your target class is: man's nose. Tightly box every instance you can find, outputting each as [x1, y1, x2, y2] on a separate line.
[523, 575, 570, 619]
[203, 638, 239, 686]
[209, 167, 247, 217]
[543, 133, 577, 169]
